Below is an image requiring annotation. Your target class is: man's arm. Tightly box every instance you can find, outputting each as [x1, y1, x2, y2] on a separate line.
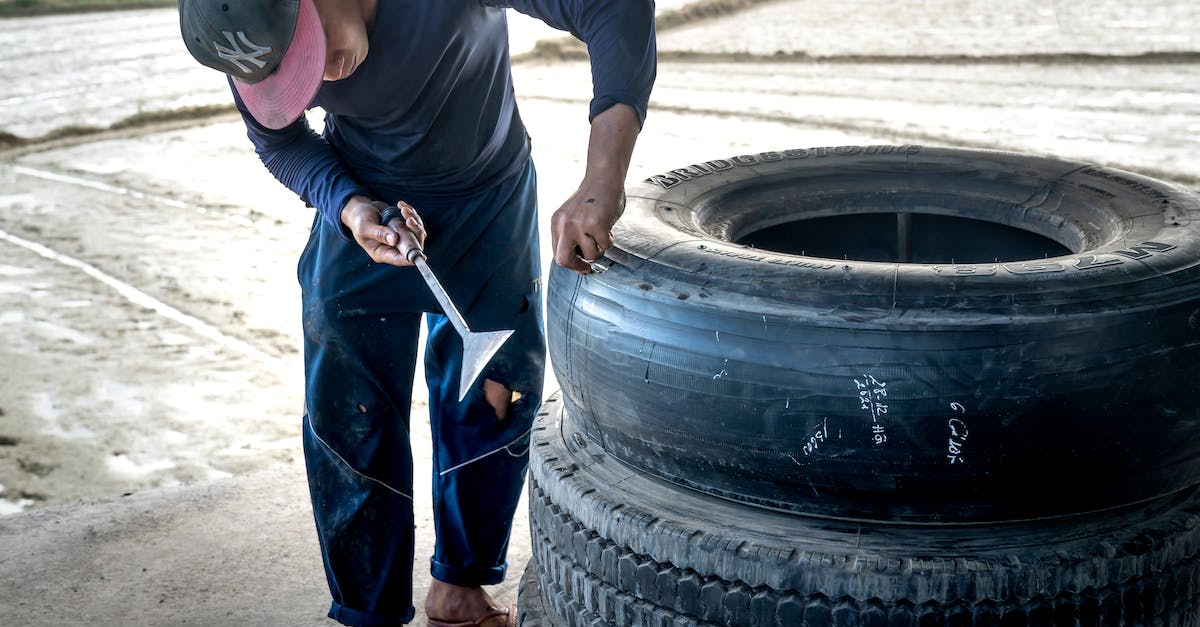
[496, 0, 657, 273]
[232, 83, 422, 266]
[552, 103, 641, 273]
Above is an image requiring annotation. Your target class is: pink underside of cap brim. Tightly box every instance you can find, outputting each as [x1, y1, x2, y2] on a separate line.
[234, 0, 326, 130]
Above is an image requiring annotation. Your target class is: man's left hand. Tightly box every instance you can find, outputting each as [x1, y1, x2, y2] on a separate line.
[551, 104, 641, 275]
[551, 178, 625, 274]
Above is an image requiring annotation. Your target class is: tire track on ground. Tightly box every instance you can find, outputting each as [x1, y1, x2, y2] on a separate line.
[12, 164, 257, 230]
[0, 227, 291, 384]
[3, 159, 302, 383]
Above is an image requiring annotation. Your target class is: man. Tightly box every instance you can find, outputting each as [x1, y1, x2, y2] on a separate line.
[177, 0, 655, 625]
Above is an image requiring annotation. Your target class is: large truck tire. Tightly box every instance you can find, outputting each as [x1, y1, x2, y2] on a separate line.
[528, 393, 1200, 626]
[547, 145, 1200, 523]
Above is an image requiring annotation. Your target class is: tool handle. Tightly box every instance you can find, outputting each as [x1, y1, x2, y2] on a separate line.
[380, 206, 425, 264]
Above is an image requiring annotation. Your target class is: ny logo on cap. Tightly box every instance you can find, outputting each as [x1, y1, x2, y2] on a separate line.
[215, 31, 273, 74]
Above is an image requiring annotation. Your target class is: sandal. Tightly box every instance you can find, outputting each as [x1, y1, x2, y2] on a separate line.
[427, 603, 515, 627]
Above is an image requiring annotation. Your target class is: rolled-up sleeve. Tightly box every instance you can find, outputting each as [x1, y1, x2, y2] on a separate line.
[492, 0, 657, 127]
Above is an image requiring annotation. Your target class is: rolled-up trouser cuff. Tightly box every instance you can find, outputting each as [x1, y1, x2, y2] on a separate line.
[430, 557, 507, 587]
[328, 600, 416, 627]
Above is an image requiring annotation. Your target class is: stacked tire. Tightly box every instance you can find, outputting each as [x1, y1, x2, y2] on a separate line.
[520, 146, 1200, 626]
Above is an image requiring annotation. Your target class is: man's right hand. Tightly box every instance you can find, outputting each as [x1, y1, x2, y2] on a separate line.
[340, 195, 426, 267]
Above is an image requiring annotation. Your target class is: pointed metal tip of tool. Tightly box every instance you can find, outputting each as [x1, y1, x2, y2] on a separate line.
[458, 328, 515, 401]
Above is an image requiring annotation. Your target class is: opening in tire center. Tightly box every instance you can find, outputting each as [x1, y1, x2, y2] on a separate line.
[736, 213, 1072, 264]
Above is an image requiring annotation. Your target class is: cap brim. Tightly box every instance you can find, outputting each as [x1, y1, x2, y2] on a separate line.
[233, 0, 325, 130]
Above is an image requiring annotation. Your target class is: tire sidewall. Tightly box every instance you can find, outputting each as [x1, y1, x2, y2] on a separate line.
[548, 146, 1200, 522]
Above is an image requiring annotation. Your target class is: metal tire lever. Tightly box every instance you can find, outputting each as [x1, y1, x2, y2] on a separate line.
[380, 206, 514, 401]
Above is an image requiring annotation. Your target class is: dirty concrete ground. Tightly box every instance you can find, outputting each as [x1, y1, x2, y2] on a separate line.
[1, 1, 1198, 625]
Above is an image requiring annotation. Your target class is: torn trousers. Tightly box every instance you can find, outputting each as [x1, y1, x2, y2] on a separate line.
[296, 159, 545, 626]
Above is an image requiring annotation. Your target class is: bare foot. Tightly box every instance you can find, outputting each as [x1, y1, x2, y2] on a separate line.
[425, 579, 509, 625]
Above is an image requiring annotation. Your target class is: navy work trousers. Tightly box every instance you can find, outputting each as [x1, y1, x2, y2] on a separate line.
[296, 160, 545, 626]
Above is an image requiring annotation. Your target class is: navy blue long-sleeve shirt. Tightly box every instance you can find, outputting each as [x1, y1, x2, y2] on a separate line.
[233, 0, 656, 237]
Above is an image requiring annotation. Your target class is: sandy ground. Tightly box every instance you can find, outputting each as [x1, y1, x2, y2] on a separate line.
[0, 0, 1198, 624]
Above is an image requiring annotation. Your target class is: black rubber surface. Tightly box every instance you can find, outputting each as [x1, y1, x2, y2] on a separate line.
[529, 393, 1200, 626]
[547, 145, 1200, 522]
[517, 557, 563, 627]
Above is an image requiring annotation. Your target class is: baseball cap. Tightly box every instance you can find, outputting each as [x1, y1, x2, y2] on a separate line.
[179, 0, 326, 130]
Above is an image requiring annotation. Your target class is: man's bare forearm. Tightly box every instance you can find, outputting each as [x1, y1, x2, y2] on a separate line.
[551, 103, 642, 273]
